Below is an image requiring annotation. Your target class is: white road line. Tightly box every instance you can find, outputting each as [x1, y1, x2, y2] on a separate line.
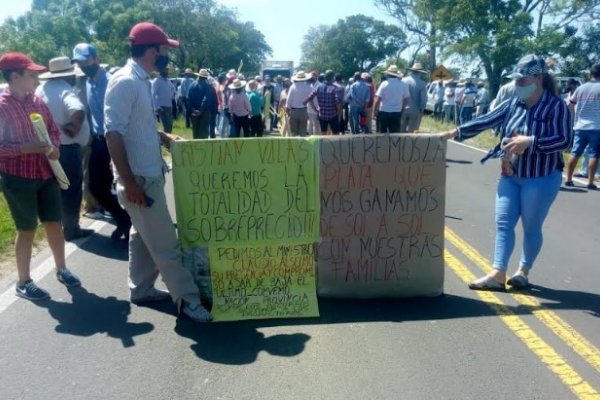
[0, 219, 108, 314]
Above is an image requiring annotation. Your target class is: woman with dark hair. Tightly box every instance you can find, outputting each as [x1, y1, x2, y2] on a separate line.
[442, 54, 571, 291]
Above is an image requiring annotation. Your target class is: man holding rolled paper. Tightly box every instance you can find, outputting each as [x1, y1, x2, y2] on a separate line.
[0, 52, 82, 302]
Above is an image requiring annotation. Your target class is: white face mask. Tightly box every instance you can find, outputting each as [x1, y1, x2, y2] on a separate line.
[515, 82, 537, 100]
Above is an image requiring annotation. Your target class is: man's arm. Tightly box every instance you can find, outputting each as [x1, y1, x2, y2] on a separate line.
[63, 110, 85, 138]
[105, 131, 147, 206]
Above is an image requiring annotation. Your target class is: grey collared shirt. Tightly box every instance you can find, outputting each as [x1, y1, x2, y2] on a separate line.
[104, 59, 166, 178]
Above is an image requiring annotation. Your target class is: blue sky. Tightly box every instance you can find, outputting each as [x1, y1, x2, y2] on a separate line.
[1, 0, 398, 65]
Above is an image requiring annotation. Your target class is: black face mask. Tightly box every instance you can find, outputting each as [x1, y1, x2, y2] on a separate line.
[81, 63, 99, 78]
[155, 54, 169, 70]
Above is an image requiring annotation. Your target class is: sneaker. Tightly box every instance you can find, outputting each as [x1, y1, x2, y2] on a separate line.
[131, 288, 171, 305]
[56, 268, 81, 288]
[587, 183, 598, 190]
[64, 228, 94, 241]
[564, 181, 575, 187]
[15, 280, 50, 301]
[181, 302, 213, 322]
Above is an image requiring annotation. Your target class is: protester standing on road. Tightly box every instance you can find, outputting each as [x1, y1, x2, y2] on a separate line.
[151, 67, 176, 133]
[442, 54, 571, 291]
[0, 52, 82, 301]
[285, 71, 312, 136]
[35, 56, 93, 241]
[304, 69, 340, 135]
[373, 65, 409, 133]
[104, 22, 212, 322]
[564, 64, 600, 191]
[71, 43, 132, 242]
[401, 63, 427, 132]
[187, 69, 214, 139]
[228, 78, 251, 138]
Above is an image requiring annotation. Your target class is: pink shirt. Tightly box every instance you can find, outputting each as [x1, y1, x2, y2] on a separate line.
[228, 92, 251, 117]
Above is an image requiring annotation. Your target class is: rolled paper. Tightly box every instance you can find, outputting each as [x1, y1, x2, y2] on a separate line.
[30, 113, 70, 189]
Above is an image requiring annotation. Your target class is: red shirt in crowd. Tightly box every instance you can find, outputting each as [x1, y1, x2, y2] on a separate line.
[0, 87, 60, 180]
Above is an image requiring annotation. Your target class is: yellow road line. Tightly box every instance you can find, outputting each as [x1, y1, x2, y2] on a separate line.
[445, 250, 600, 399]
[446, 226, 600, 377]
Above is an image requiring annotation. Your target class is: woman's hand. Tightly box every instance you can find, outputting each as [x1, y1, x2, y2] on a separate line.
[440, 129, 457, 140]
[503, 135, 532, 155]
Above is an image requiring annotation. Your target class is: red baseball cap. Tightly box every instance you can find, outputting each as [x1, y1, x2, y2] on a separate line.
[128, 22, 179, 48]
[0, 52, 47, 72]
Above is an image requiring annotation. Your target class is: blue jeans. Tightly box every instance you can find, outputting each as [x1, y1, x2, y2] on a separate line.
[460, 106, 473, 124]
[218, 109, 230, 138]
[349, 105, 364, 134]
[493, 170, 561, 270]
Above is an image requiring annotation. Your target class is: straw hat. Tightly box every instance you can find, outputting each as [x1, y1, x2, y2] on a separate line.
[384, 65, 403, 77]
[39, 56, 84, 79]
[228, 78, 246, 90]
[407, 62, 427, 73]
[292, 70, 311, 81]
[197, 68, 210, 78]
[184, 68, 195, 75]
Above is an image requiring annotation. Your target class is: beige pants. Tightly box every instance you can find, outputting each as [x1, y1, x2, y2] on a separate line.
[117, 175, 200, 309]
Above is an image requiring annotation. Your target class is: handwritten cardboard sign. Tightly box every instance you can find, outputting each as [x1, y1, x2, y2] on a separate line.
[209, 243, 319, 321]
[172, 138, 320, 320]
[171, 138, 320, 247]
[317, 134, 446, 297]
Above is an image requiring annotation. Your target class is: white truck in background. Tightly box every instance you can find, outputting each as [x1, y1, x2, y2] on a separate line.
[261, 60, 294, 80]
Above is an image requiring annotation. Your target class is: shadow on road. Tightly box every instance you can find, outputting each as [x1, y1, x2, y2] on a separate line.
[173, 293, 499, 365]
[175, 320, 310, 365]
[445, 159, 473, 164]
[77, 233, 129, 261]
[521, 284, 600, 318]
[37, 286, 154, 347]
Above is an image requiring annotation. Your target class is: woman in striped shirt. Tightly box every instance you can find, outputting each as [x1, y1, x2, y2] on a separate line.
[442, 54, 572, 291]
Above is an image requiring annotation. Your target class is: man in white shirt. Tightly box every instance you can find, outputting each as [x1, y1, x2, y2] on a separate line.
[36, 56, 93, 241]
[285, 70, 312, 136]
[401, 63, 428, 132]
[104, 22, 212, 322]
[373, 65, 409, 133]
[152, 68, 176, 133]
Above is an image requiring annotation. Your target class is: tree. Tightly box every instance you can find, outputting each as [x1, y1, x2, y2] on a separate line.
[299, 15, 406, 79]
[375, 0, 600, 95]
[0, 0, 271, 74]
[374, 0, 444, 71]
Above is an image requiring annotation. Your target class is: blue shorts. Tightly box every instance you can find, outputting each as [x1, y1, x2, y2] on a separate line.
[571, 130, 600, 158]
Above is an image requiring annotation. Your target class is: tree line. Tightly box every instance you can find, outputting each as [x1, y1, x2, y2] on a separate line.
[0, 0, 271, 75]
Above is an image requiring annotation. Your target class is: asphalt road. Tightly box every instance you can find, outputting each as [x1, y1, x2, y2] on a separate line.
[0, 139, 598, 400]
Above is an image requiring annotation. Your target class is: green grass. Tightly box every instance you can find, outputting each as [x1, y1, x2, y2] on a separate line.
[0, 195, 15, 254]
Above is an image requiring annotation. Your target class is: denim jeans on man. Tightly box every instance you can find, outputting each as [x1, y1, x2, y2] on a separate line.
[493, 170, 561, 270]
[349, 105, 364, 134]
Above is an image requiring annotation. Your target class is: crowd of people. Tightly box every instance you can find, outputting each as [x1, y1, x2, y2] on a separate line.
[154, 61, 430, 138]
[0, 20, 598, 322]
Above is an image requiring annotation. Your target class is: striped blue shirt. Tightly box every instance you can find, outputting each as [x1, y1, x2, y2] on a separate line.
[457, 90, 572, 178]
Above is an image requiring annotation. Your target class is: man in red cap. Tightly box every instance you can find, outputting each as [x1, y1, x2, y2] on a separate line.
[0, 52, 82, 302]
[104, 22, 212, 322]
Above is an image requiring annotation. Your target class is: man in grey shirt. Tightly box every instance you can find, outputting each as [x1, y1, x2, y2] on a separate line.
[401, 63, 427, 133]
[104, 22, 212, 322]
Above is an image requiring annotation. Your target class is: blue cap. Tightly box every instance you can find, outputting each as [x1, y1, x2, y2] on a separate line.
[71, 43, 97, 63]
